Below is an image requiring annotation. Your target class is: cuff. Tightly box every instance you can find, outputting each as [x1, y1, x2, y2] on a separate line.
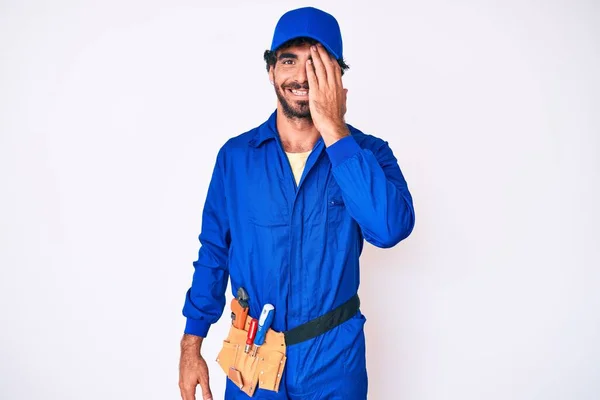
[184, 318, 211, 338]
[326, 135, 362, 167]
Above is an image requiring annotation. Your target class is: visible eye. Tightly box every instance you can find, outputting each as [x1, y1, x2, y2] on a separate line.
[281, 59, 294, 65]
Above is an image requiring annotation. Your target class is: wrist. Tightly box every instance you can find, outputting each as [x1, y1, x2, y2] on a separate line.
[181, 333, 203, 353]
[320, 124, 350, 147]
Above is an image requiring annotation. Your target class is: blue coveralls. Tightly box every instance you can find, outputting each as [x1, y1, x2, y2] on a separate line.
[183, 111, 415, 399]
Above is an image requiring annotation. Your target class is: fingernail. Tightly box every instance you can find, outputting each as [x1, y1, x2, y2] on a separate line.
[307, 59, 312, 64]
[311, 45, 316, 51]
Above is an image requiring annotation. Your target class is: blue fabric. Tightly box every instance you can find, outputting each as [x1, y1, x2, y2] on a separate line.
[270, 7, 343, 59]
[224, 312, 368, 400]
[182, 110, 415, 397]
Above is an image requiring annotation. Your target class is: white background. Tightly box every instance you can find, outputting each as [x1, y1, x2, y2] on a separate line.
[1, 0, 599, 399]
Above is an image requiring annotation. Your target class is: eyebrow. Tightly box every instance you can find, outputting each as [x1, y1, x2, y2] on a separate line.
[278, 52, 298, 60]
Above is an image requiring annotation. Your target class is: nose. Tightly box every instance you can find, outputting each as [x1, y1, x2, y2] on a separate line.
[294, 62, 308, 85]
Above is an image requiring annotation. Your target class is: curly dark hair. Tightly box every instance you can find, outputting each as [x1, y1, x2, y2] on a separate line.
[263, 37, 350, 76]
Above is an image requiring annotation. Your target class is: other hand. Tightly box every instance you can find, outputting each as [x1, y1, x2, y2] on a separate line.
[306, 43, 350, 146]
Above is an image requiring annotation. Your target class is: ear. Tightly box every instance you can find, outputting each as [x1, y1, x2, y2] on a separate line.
[268, 66, 274, 85]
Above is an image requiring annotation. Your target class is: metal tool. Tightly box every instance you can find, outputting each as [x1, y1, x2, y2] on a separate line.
[231, 287, 250, 329]
[245, 318, 259, 354]
[237, 287, 249, 306]
[252, 304, 275, 357]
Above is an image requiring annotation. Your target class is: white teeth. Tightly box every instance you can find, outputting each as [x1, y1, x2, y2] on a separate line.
[291, 89, 308, 96]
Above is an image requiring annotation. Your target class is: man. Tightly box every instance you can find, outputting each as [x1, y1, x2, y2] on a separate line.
[179, 6, 415, 400]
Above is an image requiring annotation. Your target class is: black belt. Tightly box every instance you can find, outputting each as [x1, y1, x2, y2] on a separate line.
[283, 294, 360, 346]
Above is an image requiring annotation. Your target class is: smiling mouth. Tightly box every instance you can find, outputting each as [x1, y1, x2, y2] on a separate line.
[288, 89, 309, 97]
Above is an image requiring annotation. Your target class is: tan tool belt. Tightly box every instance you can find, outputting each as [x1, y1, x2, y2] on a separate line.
[216, 318, 287, 397]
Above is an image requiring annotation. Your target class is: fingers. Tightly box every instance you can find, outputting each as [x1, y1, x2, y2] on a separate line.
[179, 369, 196, 400]
[306, 43, 348, 120]
[199, 370, 213, 400]
[332, 54, 343, 85]
[306, 58, 317, 91]
[309, 45, 327, 86]
[179, 383, 196, 400]
[179, 374, 210, 400]
[310, 44, 344, 96]
[315, 44, 337, 86]
[202, 387, 213, 400]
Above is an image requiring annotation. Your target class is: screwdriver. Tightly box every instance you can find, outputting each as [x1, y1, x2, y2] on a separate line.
[252, 304, 275, 357]
[245, 318, 259, 354]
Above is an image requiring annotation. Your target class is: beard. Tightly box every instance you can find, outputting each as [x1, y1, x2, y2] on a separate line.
[274, 81, 312, 120]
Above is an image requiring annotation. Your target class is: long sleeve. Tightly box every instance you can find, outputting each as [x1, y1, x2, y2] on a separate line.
[326, 134, 415, 248]
[182, 147, 230, 337]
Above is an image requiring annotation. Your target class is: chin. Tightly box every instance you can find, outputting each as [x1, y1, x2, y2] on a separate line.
[292, 108, 311, 119]
[291, 101, 309, 114]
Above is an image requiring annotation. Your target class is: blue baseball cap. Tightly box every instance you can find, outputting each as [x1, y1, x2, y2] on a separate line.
[270, 7, 343, 60]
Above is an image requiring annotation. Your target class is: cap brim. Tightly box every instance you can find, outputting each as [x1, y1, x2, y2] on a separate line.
[271, 34, 341, 60]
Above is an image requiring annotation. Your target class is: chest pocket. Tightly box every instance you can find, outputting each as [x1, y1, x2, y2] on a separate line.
[326, 178, 348, 249]
[244, 163, 290, 227]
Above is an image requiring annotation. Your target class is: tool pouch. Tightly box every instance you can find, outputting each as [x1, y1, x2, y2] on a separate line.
[216, 318, 287, 397]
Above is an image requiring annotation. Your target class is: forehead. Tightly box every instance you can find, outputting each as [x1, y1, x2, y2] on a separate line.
[276, 43, 313, 57]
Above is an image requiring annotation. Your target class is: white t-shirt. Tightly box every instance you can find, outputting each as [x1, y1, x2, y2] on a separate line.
[285, 150, 312, 186]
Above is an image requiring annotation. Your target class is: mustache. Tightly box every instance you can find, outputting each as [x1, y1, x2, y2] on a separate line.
[283, 82, 309, 90]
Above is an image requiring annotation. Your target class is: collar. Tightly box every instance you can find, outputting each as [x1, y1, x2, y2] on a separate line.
[248, 110, 326, 149]
[248, 110, 278, 148]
